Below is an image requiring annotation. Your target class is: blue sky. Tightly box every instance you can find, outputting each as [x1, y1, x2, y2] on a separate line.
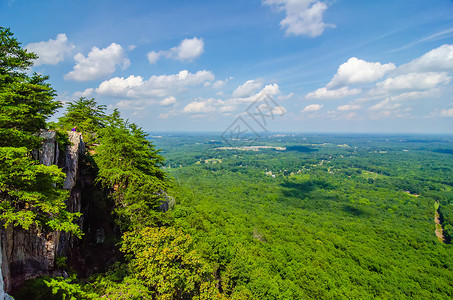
[2, 0, 453, 133]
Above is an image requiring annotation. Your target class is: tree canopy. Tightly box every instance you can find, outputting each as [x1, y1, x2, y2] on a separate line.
[0, 27, 61, 149]
[0, 27, 80, 235]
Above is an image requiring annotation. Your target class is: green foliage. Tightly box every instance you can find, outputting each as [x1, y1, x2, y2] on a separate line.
[0, 27, 61, 149]
[55, 256, 68, 270]
[121, 226, 222, 299]
[0, 147, 81, 235]
[45, 276, 99, 300]
[57, 97, 106, 144]
[0, 27, 36, 75]
[93, 110, 167, 230]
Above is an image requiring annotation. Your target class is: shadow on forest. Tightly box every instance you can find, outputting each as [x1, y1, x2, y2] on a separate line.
[433, 149, 453, 155]
[279, 179, 334, 202]
[342, 204, 369, 217]
[285, 146, 318, 153]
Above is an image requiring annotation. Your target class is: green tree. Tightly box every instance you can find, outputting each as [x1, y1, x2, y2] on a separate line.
[0, 147, 81, 235]
[94, 110, 168, 230]
[0, 27, 61, 149]
[0, 28, 81, 235]
[57, 97, 106, 144]
[121, 226, 222, 299]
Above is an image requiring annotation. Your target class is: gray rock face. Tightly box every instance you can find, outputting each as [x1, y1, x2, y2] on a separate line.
[35, 130, 59, 167]
[0, 131, 84, 293]
[64, 132, 85, 190]
[1, 227, 60, 291]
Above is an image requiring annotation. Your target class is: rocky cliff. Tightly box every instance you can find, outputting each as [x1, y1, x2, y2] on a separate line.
[0, 131, 84, 294]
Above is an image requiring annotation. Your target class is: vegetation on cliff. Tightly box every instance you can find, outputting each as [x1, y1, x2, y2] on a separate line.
[0, 27, 80, 235]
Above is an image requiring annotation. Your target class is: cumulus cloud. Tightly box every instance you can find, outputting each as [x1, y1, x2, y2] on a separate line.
[306, 86, 361, 99]
[212, 80, 227, 89]
[26, 33, 74, 66]
[97, 75, 144, 97]
[160, 96, 177, 106]
[302, 104, 323, 112]
[303, 44, 453, 121]
[181, 83, 283, 116]
[183, 98, 222, 113]
[147, 37, 204, 64]
[96, 70, 214, 98]
[212, 77, 233, 89]
[440, 108, 453, 117]
[233, 79, 263, 97]
[73, 88, 94, 98]
[264, 0, 334, 37]
[399, 44, 453, 72]
[171, 37, 204, 61]
[65, 43, 130, 81]
[337, 104, 361, 111]
[327, 57, 396, 88]
[374, 72, 451, 93]
[234, 83, 280, 104]
[147, 51, 161, 64]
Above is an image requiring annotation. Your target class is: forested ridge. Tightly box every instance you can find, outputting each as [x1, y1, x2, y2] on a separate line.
[1, 27, 453, 299]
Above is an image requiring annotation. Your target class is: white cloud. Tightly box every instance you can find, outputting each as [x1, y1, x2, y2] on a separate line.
[171, 37, 204, 61]
[73, 88, 94, 98]
[440, 108, 453, 117]
[272, 106, 287, 116]
[337, 104, 361, 111]
[116, 99, 155, 110]
[278, 92, 294, 101]
[212, 80, 226, 89]
[306, 86, 361, 99]
[232, 83, 280, 104]
[374, 72, 451, 92]
[65, 43, 130, 81]
[264, 0, 334, 37]
[180, 83, 284, 116]
[147, 37, 204, 64]
[97, 75, 144, 97]
[212, 78, 233, 89]
[369, 99, 402, 111]
[183, 98, 222, 113]
[400, 44, 453, 72]
[302, 104, 323, 112]
[96, 70, 214, 98]
[26, 33, 74, 66]
[147, 51, 161, 64]
[160, 96, 176, 106]
[327, 57, 396, 88]
[233, 79, 263, 97]
[219, 105, 237, 113]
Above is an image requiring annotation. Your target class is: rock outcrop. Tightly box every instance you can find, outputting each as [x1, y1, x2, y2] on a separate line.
[0, 131, 84, 294]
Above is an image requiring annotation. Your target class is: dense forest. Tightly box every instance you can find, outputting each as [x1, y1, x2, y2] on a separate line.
[151, 133, 453, 298]
[2, 27, 453, 299]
